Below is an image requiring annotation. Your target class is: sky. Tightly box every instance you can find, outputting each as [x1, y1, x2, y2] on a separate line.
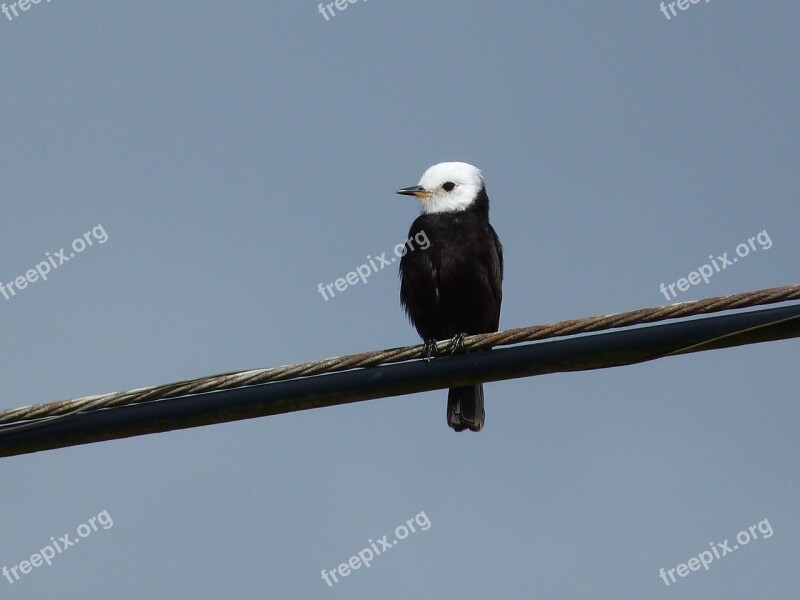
[1, 1, 799, 598]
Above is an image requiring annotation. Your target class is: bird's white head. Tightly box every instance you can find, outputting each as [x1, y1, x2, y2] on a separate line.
[397, 162, 485, 215]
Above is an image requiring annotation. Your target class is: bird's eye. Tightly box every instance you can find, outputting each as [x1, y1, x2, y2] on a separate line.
[442, 182, 456, 192]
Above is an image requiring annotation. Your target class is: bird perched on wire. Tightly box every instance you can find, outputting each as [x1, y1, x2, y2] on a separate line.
[397, 162, 503, 432]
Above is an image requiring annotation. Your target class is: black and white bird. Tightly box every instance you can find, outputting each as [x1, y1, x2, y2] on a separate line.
[397, 162, 503, 432]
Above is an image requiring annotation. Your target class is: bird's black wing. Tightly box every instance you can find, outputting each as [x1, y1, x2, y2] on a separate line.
[399, 218, 442, 341]
[486, 222, 504, 330]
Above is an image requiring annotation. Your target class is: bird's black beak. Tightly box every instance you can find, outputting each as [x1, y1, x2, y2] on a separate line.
[396, 185, 432, 198]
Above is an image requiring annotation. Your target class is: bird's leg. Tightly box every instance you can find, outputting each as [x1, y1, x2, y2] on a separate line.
[446, 333, 466, 355]
[422, 339, 438, 362]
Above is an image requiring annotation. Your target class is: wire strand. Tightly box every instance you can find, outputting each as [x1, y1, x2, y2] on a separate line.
[1, 282, 798, 428]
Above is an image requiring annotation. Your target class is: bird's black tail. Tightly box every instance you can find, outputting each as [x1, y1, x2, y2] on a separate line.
[447, 384, 485, 432]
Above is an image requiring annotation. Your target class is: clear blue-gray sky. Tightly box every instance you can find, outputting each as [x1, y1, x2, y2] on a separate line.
[2, 1, 799, 598]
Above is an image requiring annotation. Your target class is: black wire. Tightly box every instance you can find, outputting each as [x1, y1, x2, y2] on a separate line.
[2, 303, 799, 458]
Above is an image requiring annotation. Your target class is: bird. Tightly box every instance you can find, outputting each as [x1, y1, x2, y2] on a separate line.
[397, 162, 503, 432]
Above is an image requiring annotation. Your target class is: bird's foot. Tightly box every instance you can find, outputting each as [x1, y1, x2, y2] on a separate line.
[446, 333, 467, 355]
[422, 339, 438, 362]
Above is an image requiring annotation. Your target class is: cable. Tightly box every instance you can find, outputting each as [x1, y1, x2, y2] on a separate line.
[0, 283, 799, 457]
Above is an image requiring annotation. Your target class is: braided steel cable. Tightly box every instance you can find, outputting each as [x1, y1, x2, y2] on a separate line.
[0, 282, 798, 429]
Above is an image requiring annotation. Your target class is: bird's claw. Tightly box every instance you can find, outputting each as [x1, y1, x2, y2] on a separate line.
[446, 333, 466, 355]
[422, 339, 438, 362]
